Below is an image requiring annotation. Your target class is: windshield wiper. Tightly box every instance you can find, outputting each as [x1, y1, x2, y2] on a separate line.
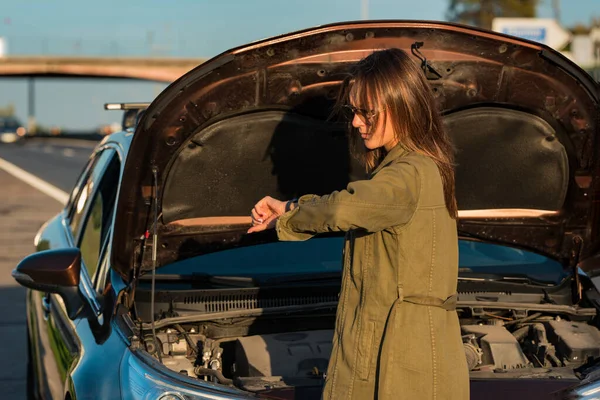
[142, 301, 339, 330]
[140, 271, 342, 287]
[139, 273, 257, 287]
[264, 271, 342, 285]
[458, 274, 554, 286]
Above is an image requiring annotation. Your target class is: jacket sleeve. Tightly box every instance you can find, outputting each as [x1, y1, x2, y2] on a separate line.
[276, 161, 421, 241]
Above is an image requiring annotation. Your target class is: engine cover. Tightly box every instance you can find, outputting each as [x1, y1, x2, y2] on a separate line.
[234, 330, 334, 378]
[462, 325, 529, 369]
[544, 320, 600, 364]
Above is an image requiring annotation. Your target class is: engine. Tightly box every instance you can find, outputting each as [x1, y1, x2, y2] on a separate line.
[233, 330, 333, 379]
[462, 323, 529, 370]
[140, 313, 600, 392]
[461, 318, 600, 371]
[140, 327, 335, 387]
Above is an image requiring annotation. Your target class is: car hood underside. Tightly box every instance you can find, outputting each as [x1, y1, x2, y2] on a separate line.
[112, 20, 600, 278]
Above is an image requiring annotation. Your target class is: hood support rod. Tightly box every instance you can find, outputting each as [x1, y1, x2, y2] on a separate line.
[150, 165, 162, 363]
[571, 236, 584, 305]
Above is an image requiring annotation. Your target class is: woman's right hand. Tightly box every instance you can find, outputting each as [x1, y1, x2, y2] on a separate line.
[248, 196, 286, 233]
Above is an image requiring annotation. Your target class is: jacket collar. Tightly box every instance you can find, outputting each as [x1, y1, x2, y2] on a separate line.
[370, 144, 409, 176]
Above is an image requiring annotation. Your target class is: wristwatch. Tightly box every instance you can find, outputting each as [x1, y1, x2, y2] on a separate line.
[285, 198, 298, 213]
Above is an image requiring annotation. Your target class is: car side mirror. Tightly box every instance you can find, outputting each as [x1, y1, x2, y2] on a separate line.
[12, 248, 85, 319]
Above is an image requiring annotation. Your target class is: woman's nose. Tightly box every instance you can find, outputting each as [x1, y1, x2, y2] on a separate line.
[352, 114, 364, 129]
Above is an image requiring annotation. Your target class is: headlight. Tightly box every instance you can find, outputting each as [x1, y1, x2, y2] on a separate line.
[157, 393, 186, 400]
[121, 350, 249, 400]
[554, 379, 600, 399]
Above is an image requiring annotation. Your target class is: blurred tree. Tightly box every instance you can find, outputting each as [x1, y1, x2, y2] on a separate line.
[570, 23, 590, 35]
[568, 18, 600, 35]
[0, 103, 15, 117]
[447, 0, 539, 30]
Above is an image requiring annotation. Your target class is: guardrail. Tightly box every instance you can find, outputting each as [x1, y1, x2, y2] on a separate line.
[25, 131, 104, 141]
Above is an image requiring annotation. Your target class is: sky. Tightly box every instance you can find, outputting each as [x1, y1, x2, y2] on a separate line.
[0, 0, 597, 130]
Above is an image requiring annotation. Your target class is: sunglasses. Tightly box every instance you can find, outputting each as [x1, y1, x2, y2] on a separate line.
[342, 104, 383, 123]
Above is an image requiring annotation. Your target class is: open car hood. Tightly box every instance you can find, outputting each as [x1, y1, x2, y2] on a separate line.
[112, 20, 600, 279]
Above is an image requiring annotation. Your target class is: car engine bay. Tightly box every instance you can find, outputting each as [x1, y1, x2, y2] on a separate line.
[133, 308, 600, 393]
[127, 280, 600, 394]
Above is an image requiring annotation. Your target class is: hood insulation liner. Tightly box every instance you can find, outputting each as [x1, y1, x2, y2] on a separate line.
[162, 107, 568, 223]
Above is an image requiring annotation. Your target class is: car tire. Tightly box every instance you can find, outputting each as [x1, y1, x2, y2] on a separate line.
[26, 325, 37, 400]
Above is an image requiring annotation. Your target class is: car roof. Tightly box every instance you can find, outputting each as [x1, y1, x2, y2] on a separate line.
[99, 129, 133, 156]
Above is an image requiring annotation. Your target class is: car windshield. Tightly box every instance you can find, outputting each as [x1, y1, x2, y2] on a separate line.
[156, 238, 568, 285]
[0, 117, 21, 130]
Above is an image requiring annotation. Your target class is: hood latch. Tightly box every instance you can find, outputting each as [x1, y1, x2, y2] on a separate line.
[411, 42, 442, 80]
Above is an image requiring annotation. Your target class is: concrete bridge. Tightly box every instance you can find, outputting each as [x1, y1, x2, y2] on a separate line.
[0, 56, 207, 82]
[0, 55, 208, 133]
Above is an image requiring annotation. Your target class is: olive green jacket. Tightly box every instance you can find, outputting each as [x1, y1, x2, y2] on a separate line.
[276, 145, 469, 399]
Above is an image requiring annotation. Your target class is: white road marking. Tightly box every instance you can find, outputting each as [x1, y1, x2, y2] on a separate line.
[43, 146, 53, 154]
[0, 157, 69, 204]
[62, 148, 75, 157]
[38, 138, 98, 149]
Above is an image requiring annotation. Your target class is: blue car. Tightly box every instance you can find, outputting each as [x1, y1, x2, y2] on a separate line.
[12, 20, 600, 399]
[0, 116, 26, 144]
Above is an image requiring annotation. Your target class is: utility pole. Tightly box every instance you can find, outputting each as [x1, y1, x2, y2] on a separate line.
[361, 0, 369, 20]
[27, 77, 36, 134]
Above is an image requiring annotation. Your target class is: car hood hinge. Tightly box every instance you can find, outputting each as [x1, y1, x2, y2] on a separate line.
[124, 236, 146, 310]
[571, 236, 584, 305]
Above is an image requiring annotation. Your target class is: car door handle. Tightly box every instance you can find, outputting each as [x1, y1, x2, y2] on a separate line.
[41, 294, 51, 320]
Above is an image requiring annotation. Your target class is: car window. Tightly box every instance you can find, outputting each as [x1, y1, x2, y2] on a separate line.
[69, 150, 115, 240]
[457, 240, 568, 282]
[156, 238, 567, 285]
[65, 157, 95, 219]
[94, 241, 111, 294]
[78, 154, 120, 279]
[0, 117, 23, 130]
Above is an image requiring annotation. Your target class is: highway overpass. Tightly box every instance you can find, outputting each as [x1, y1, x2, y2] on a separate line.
[0, 56, 207, 82]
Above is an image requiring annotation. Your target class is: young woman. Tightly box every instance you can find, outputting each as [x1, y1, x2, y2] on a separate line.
[248, 48, 469, 400]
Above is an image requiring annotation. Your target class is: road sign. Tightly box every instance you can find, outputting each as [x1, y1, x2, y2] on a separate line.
[492, 18, 572, 50]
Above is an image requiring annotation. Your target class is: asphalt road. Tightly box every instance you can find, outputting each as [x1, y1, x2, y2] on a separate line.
[0, 138, 97, 399]
[0, 138, 98, 193]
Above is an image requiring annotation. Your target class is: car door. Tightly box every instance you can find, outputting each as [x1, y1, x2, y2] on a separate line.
[30, 148, 118, 400]
[66, 150, 126, 399]
[66, 227, 130, 400]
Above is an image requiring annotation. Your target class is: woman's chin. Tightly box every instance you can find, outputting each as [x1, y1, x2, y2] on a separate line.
[363, 140, 378, 150]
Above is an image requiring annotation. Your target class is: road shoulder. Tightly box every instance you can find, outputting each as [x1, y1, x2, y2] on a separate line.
[0, 169, 63, 399]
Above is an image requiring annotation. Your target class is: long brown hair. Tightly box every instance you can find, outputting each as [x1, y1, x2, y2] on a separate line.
[336, 48, 458, 218]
